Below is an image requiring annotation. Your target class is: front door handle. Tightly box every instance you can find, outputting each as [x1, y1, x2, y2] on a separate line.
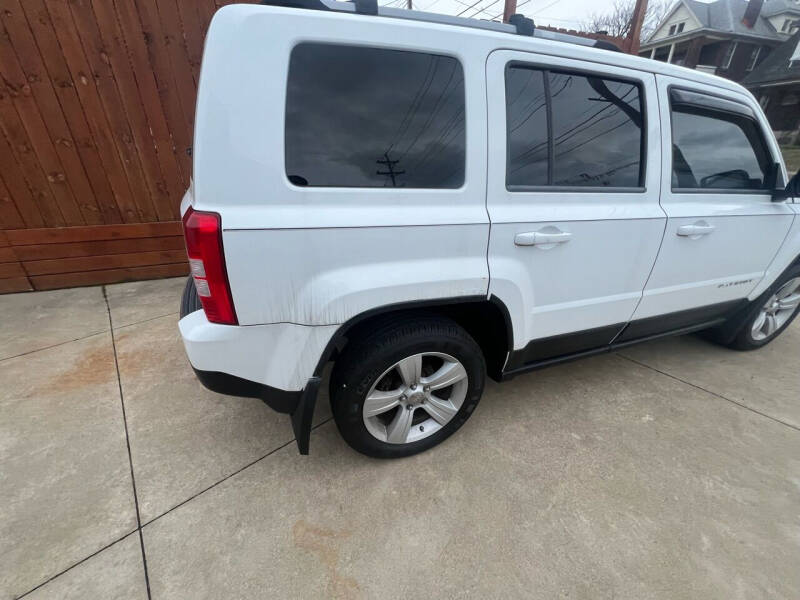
[515, 230, 572, 247]
[677, 222, 715, 237]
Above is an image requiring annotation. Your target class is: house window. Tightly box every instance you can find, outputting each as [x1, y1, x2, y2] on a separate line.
[746, 46, 761, 71]
[668, 22, 686, 36]
[781, 18, 799, 33]
[721, 42, 738, 69]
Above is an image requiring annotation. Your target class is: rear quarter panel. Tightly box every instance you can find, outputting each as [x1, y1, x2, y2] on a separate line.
[195, 5, 492, 326]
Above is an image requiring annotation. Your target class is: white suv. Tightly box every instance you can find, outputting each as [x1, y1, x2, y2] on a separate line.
[179, 0, 800, 458]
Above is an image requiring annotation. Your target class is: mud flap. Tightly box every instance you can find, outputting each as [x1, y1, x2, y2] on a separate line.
[291, 376, 321, 455]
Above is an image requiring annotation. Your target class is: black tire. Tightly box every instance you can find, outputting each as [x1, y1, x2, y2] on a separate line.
[179, 276, 202, 318]
[719, 263, 800, 351]
[330, 316, 485, 458]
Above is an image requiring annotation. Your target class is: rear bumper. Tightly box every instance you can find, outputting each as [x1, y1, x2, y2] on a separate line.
[179, 309, 335, 454]
[191, 367, 302, 413]
[178, 309, 337, 392]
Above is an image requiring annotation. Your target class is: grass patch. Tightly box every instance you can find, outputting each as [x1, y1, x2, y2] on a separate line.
[781, 146, 800, 173]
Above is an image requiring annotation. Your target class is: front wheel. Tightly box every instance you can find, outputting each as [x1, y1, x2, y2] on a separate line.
[330, 317, 485, 458]
[724, 266, 800, 350]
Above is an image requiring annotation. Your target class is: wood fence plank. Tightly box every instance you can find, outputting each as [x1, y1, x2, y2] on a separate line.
[31, 262, 188, 290]
[133, 0, 193, 180]
[0, 247, 18, 262]
[174, 0, 205, 86]
[6, 221, 182, 245]
[41, 0, 139, 223]
[51, 0, 148, 224]
[0, 132, 45, 227]
[0, 276, 32, 293]
[24, 248, 187, 275]
[0, 65, 65, 227]
[3, 0, 106, 225]
[107, 0, 185, 218]
[0, 171, 25, 229]
[13, 235, 185, 261]
[79, 0, 163, 222]
[20, 0, 123, 225]
[0, 261, 26, 278]
[0, 7, 84, 225]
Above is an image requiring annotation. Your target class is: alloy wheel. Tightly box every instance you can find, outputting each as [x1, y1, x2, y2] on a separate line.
[362, 352, 468, 444]
[750, 277, 800, 341]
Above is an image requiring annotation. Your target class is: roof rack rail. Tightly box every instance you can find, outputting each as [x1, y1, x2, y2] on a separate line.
[258, 0, 622, 52]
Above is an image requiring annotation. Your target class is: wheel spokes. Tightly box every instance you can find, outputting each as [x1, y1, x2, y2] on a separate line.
[386, 406, 414, 443]
[396, 354, 422, 388]
[424, 396, 458, 425]
[777, 278, 800, 299]
[764, 314, 778, 337]
[421, 360, 467, 391]
[777, 292, 800, 311]
[751, 311, 767, 337]
[363, 389, 403, 417]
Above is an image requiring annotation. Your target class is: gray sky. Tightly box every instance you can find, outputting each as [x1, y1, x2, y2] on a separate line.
[381, 0, 621, 31]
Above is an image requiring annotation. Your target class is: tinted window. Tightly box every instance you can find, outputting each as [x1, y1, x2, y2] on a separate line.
[285, 43, 465, 188]
[671, 107, 768, 190]
[506, 66, 644, 189]
[550, 73, 643, 187]
[506, 67, 548, 186]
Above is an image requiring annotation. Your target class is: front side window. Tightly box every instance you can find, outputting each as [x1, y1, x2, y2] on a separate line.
[506, 65, 644, 189]
[285, 43, 465, 188]
[670, 104, 770, 191]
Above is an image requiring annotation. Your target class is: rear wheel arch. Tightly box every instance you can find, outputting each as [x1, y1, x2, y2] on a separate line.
[314, 296, 513, 382]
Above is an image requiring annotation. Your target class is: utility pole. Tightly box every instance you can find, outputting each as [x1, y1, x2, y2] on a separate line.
[502, 0, 516, 23]
[624, 0, 647, 54]
[407, 0, 412, 9]
[376, 153, 405, 187]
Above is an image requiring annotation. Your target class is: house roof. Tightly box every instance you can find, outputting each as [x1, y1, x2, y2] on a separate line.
[644, 0, 799, 46]
[684, 0, 783, 37]
[761, 0, 800, 18]
[743, 29, 800, 85]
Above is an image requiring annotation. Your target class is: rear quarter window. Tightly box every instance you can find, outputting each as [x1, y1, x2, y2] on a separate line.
[285, 43, 465, 189]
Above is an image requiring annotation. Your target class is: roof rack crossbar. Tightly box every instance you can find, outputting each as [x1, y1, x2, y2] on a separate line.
[259, 0, 622, 52]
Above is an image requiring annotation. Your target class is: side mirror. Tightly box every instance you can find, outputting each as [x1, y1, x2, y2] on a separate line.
[769, 163, 799, 202]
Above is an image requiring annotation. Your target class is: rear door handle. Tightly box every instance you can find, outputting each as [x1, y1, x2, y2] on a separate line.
[677, 223, 715, 237]
[515, 230, 572, 247]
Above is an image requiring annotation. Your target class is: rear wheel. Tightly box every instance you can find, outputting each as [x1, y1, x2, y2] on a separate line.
[723, 266, 800, 350]
[330, 317, 485, 458]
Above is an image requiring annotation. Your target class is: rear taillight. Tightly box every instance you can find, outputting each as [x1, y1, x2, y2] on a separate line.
[182, 207, 238, 325]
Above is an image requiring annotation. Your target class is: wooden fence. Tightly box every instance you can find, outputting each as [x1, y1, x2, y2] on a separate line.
[0, 0, 251, 293]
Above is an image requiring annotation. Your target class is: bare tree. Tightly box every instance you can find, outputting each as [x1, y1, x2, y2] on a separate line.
[583, 0, 671, 42]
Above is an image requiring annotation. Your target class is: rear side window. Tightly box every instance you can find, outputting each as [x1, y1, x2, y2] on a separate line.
[670, 105, 769, 191]
[285, 43, 465, 188]
[506, 65, 645, 189]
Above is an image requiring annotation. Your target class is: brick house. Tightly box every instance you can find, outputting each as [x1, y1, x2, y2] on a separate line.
[638, 0, 800, 82]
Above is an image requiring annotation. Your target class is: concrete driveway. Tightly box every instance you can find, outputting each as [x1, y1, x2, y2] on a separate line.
[2, 277, 799, 599]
